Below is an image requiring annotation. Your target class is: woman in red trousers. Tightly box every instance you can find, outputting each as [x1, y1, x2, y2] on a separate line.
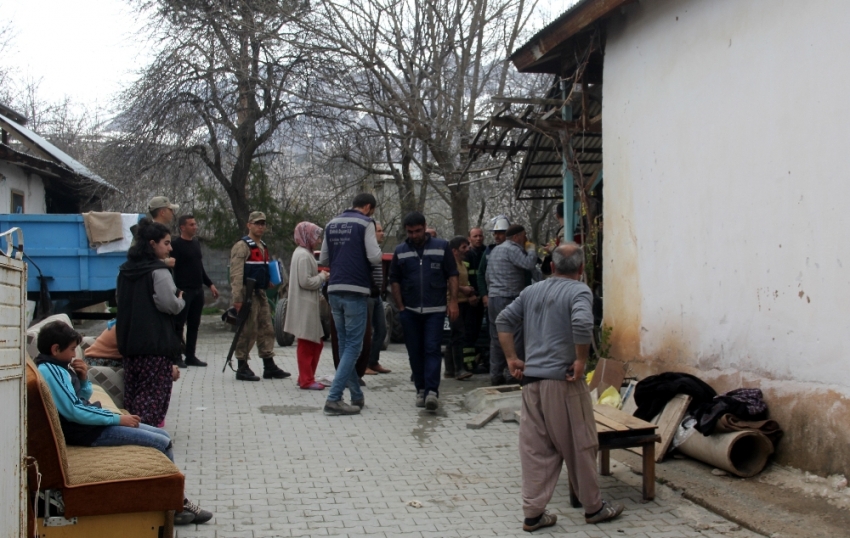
[284, 222, 329, 389]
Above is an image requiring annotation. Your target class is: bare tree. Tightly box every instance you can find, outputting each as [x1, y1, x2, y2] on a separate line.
[110, 0, 312, 229]
[301, 0, 536, 237]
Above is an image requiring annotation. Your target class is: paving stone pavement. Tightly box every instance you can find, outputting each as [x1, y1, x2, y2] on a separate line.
[167, 318, 761, 538]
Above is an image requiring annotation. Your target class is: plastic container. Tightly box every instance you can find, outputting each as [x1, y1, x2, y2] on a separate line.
[269, 259, 283, 286]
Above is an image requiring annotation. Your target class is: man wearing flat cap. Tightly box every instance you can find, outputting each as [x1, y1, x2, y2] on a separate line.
[228, 211, 290, 382]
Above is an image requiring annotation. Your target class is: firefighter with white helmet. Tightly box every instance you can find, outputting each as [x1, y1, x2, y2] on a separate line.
[476, 215, 511, 306]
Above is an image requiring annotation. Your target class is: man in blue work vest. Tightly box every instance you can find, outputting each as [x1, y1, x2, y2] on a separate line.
[319, 193, 383, 416]
[389, 212, 459, 411]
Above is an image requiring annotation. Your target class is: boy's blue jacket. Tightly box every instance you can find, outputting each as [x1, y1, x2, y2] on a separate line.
[36, 354, 119, 446]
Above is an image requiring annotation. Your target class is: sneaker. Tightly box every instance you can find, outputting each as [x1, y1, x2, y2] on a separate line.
[415, 390, 425, 408]
[425, 392, 439, 411]
[523, 512, 557, 532]
[173, 510, 195, 526]
[324, 399, 361, 416]
[236, 364, 260, 381]
[455, 369, 473, 381]
[183, 498, 213, 525]
[585, 501, 624, 524]
[175, 357, 188, 369]
[351, 398, 365, 409]
[185, 357, 207, 367]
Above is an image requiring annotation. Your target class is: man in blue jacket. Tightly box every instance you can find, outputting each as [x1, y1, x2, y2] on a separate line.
[319, 193, 383, 416]
[389, 212, 459, 411]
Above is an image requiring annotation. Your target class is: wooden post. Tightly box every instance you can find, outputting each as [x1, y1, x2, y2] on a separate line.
[599, 448, 611, 476]
[642, 442, 656, 501]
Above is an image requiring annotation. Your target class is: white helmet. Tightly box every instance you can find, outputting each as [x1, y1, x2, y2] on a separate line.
[488, 215, 511, 232]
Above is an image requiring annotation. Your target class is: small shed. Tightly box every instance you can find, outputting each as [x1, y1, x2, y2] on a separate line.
[0, 103, 115, 214]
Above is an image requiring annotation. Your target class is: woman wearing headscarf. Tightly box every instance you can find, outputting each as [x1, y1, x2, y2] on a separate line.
[284, 222, 329, 390]
[116, 218, 185, 426]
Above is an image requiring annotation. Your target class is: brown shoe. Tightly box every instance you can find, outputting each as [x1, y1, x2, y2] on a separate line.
[364, 368, 378, 375]
[372, 364, 392, 374]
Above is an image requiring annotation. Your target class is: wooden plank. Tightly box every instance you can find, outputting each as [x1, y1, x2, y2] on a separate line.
[594, 421, 614, 433]
[593, 411, 628, 432]
[491, 96, 566, 106]
[500, 407, 519, 422]
[594, 404, 657, 431]
[654, 394, 692, 463]
[511, 0, 633, 72]
[466, 408, 499, 429]
[598, 433, 660, 450]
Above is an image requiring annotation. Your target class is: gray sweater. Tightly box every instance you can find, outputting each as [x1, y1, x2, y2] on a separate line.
[495, 276, 594, 380]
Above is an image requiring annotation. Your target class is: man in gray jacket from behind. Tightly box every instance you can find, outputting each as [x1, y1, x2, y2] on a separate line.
[495, 243, 623, 532]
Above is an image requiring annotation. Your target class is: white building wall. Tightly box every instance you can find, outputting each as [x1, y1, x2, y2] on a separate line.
[603, 0, 850, 388]
[0, 161, 47, 214]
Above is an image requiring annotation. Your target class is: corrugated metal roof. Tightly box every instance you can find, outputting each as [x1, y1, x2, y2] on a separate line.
[513, 99, 602, 197]
[0, 112, 116, 190]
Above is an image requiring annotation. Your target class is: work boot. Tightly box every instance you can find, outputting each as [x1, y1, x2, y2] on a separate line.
[262, 358, 291, 379]
[235, 360, 260, 382]
[185, 356, 207, 367]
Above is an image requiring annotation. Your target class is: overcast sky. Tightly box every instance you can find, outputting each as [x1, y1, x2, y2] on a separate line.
[5, 0, 571, 112]
[4, 0, 149, 110]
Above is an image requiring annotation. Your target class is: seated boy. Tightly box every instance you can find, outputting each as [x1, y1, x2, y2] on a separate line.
[35, 321, 212, 526]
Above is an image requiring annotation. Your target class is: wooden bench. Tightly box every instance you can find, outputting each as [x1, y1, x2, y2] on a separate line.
[569, 404, 660, 505]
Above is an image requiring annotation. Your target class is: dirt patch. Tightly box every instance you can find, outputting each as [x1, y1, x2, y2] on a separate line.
[258, 405, 319, 416]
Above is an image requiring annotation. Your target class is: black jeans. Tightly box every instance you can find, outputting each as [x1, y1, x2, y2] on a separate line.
[175, 287, 205, 360]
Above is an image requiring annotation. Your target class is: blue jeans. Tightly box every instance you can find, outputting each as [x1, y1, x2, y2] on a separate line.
[91, 423, 174, 461]
[368, 298, 387, 367]
[399, 310, 444, 397]
[327, 292, 367, 402]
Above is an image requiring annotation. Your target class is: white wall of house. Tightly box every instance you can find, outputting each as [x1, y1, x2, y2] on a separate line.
[0, 161, 47, 214]
[602, 0, 850, 473]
